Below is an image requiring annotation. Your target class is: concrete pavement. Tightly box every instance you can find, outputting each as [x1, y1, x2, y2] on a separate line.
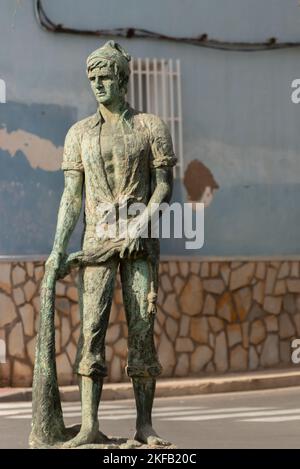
[2, 387, 300, 448]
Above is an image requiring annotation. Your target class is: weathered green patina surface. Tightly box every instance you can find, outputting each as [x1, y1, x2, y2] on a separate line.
[30, 41, 176, 448]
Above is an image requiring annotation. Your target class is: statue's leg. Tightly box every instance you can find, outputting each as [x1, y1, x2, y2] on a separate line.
[64, 258, 118, 448]
[120, 257, 170, 446]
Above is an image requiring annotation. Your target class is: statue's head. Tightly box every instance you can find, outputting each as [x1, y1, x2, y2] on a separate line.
[86, 40, 131, 106]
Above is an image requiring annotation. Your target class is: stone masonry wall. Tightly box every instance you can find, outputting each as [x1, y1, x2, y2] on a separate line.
[0, 258, 300, 386]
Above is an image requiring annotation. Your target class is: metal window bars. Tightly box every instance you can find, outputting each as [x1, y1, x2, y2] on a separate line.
[127, 58, 183, 179]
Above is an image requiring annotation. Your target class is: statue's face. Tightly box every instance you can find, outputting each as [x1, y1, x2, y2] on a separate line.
[89, 67, 121, 105]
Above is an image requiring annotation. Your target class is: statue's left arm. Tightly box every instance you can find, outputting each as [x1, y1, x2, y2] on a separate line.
[120, 116, 177, 257]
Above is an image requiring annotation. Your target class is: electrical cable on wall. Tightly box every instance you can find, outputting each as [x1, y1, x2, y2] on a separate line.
[35, 0, 300, 52]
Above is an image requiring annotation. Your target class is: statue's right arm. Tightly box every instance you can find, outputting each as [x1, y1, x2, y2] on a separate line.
[46, 171, 83, 272]
[46, 124, 84, 273]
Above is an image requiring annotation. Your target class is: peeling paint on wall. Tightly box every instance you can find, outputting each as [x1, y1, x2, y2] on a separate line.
[0, 127, 63, 171]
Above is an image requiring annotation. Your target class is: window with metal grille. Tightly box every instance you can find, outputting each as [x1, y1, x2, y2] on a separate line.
[127, 58, 183, 179]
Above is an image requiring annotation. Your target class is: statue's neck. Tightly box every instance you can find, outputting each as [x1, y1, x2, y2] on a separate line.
[99, 99, 127, 124]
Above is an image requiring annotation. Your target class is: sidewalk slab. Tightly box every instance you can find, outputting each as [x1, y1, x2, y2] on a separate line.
[1, 368, 300, 402]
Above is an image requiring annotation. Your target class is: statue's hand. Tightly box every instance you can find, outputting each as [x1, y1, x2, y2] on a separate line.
[45, 250, 64, 276]
[120, 237, 145, 259]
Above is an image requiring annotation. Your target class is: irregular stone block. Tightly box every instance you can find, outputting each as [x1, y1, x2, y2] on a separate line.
[13, 287, 25, 306]
[283, 294, 296, 315]
[233, 287, 252, 320]
[211, 263, 219, 277]
[217, 292, 234, 322]
[200, 262, 209, 277]
[156, 306, 166, 327]
[0, 263, 11, 294]
[26, 262, 34, 278]
[165, 317, 178, 342]
[12, 360, 32, 387]
[229, 263, 255, 291]
[179, 275, 203, 316]
[274, 280, 286, 296]
[265, 267, 277, 295]
[202, 294, 216, 316]
[203, 279, 225, 295]
[291, 262, 299, 278]
[8, 323, 25, 358]
[175, 353, 189, 376]
[242, 322, 249, 349]
[66, 341, 77, 364]
[280, 340, 291, 364]
[255, 262, 266, 280]
[61, 317, 71, 348]
[264, 296, 282, 315]
[32, 296, 40, 313]
[169, 261, 179, 277]
[66, 286, 78, 302]
[70, 304, 80, 328]
[154, 319, 162, 336]
[279, 313, 295, 339]
[56, 353, 72, 384]
[173, 276, 185, 295]
[214, 331, 228, 372]
[191, 345, 213, 373]
[34, 266, 44, 282]
[55, 329, 61, 354]
[294, 313, 300, 336]
[231, 262, 243, 269]
[190, 317, 209, 344]
[56, 298, 70, 315]
[106, 324, 120, 344]
[0, 294, 17, 327]
[56, 282, 66, 297]
[253, 281, 265, 305]
[249, 346, 259, 370]
[264, 315, 278, 332]
[114, 338, 127, 359]
[73, 325, 80, 343]
[12, 265, 26, 287]
[24, 280, 36, 302]
[163, 293, 181, 319]
[161, 274, 173, 293]
[220, 264, 230, 286]
[209, 333, 215, 348]
[26, 337, 36, 365]
[208, 317, 224, 333]
[227, 324, 242, 347]
[250, 319, 266, 345]
[260, 335, 279, 367]
[158, 333, 176, 376]
[106, 345, 113, 362]
[277, 262, 290, 279]
[175, 337, 194, 352]
[248, 302, 264, 321]
[230, 345, 247, 371]
[179, 262, 189, 277]
[287, 280, 300, 294]
[19, 304, 34, 337]
[179, 315, 190, 337]
[111, 357, 123, 382]
[190, 262, 200, 275]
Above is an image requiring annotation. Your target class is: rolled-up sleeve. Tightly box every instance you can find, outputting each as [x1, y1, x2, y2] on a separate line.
[61, 125, 84, 172]
[148, 115, 177, 169]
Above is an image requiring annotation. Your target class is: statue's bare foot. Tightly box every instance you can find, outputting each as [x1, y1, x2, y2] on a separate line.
[134, 424, 171, 447]
[62, 423, 99, 448]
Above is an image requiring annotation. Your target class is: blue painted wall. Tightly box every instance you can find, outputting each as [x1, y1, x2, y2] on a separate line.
[1, 0, 300, 255]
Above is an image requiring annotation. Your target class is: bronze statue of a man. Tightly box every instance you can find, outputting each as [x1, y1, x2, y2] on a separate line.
[39, 41, 176, 448]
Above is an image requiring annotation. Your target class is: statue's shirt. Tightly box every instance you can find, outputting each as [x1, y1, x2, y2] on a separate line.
[61, 105, 177, 251]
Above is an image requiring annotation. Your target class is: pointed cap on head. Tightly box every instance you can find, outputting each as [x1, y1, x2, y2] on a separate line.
[86, 40, 131, 77]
